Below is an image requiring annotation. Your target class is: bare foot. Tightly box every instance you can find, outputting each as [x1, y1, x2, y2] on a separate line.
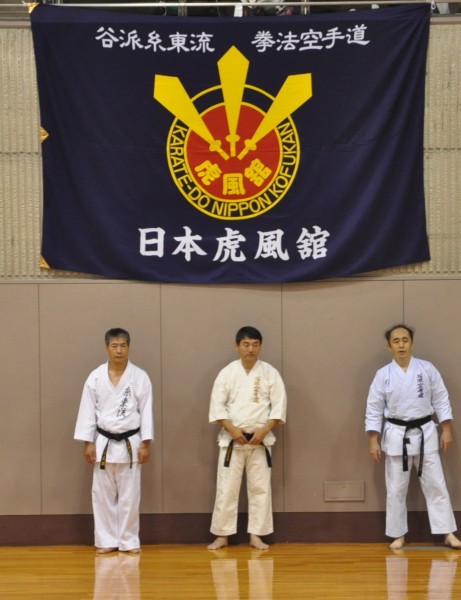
[389, 536, 405, 550]
[95, 547, 117, 554]
[249, 534, 269, 550]
[445, 533, 461, 549]
[207, 536, 228, 550]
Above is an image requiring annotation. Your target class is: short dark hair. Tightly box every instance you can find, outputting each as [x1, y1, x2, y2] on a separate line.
[105, 327, 130, 345]
[384, 324, 414, 343]
[235, 326, 263, 344]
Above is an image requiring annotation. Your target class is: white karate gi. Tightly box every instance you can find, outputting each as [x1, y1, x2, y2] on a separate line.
[365, 357, 456, 538]
[209, 359, 287, 537]
[75, 360, 153, 551]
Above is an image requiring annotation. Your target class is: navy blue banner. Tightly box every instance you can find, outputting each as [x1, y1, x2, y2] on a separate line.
[31, 4, 431, 283]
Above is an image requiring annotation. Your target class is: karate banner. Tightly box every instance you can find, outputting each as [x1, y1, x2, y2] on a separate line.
[31, 4, 431, 283]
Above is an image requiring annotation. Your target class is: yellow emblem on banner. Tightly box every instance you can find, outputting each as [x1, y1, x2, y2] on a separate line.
[154, 46, 312, 220]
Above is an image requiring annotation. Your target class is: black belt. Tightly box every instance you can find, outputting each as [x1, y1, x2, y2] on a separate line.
[97, 426, 140, 469]
[386, 416, 432, 477]
[224, 433, 272, 468]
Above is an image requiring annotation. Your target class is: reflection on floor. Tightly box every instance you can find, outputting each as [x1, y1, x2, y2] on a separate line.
[0, 542, 460, 599]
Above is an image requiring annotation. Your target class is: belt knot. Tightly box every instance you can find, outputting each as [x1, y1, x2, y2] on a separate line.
[96, 426, 140, 469]
[386, 416, 432, 477]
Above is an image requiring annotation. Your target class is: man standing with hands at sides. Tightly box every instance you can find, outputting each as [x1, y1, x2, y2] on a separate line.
[365, 324, 461, 550]
[75, 328, 153, 555]
[207, 326, 287, 551]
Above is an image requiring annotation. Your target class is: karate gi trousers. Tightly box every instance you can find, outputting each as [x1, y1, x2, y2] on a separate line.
[210, 445, 273, 537]
[385, 452, 456, 538]
[92, 462, 141, 551]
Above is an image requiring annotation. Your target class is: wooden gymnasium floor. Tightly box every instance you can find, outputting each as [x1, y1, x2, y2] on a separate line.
[0, 542, 460, 599]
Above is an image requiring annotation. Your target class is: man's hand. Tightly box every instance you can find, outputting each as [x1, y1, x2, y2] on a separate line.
[84, 441, 96, 464]
[440, 421, 453, 453]
[138, 441, 151, 464]
[247, 420, 280, 445]
[219, 418, 280, 445]
[368, 431, 381, 463]
[247, 428, 265, 445]
[230, 425, 249, 445]
[217, 420, 248, 444]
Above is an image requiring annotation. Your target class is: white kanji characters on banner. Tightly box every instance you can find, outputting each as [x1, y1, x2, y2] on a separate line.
[213, 228, 247, 263]
[139, 225, 331, 264]
[255, 230, 289, 261]
[139, 227, 166, 257]
[296, 226, 330, 259]
[172, 226, 207, 262]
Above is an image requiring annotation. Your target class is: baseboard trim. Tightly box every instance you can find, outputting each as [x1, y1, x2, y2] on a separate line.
[0, 512, 453, 546]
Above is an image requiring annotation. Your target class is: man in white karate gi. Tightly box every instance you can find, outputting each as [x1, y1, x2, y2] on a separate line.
[207, 326, 287, 550]
[75, 328, 153, 554]
[365, 324, 461, 550]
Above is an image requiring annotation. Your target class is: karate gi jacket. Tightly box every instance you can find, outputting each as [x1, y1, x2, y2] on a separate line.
[74, 360, 154, 463]
[365, 357, 452, 456]
[209, 359, 287, 447]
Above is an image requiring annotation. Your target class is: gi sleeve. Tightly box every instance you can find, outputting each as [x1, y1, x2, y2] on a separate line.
[208, 369, 230, 423]
[365, 371, 385, 433]
[428, 363, 453, 423]
[138, 372, 154, 441]
[74, 374, 98, 442]
[268, 369, 287, 423]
